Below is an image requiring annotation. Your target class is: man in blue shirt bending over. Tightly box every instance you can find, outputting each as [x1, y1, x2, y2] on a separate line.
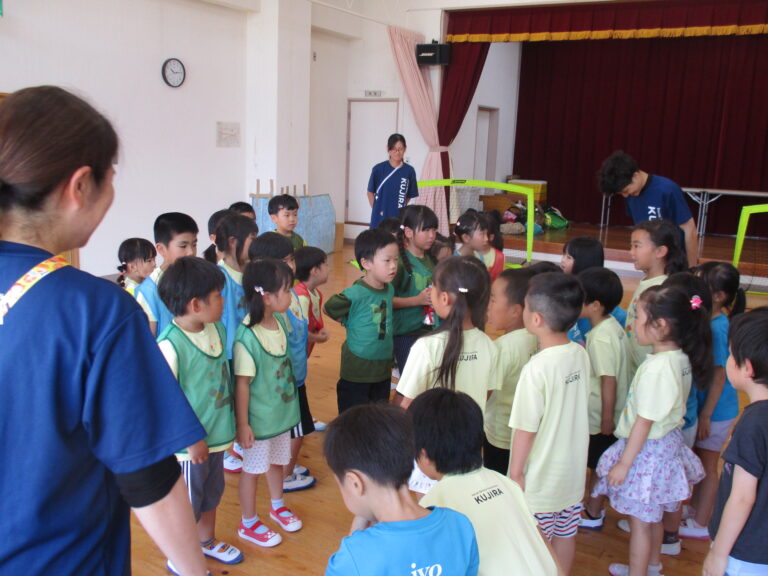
[599, 150, 698, 267]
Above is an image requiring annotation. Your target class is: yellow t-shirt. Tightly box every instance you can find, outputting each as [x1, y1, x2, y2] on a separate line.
[508, 342, 590, 513]
[158, 321, 224, 378]
[585, 316, 631, 435]
[396, 328, 501, 411]
[233, 315, 288, 377]
[484, 328, 538, 450]
[420, 468, 557, 576]
[135, 267, 163, 322]
[626, 274, 666, 375]
[218, 259, 243, 285]
[615, 348, 691, 440]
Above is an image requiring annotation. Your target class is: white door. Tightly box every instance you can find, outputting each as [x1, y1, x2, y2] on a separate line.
[346, 100, 399, 225]
[474, 108, 490, 180]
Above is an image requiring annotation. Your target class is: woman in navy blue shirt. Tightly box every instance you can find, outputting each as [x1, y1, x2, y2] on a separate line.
[367, 133, 419, 228]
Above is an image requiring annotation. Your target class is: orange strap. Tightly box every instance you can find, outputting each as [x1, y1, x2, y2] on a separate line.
[0, 255, 70, 325]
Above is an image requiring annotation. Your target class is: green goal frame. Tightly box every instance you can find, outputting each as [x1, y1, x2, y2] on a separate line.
[417, 178, 536, 265]
[732, 203, 768, 297]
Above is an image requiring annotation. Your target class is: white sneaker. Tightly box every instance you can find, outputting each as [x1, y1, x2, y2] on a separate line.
[293, 464, 310, 477]
[223, 452, 242, 473]
[579, 507, 605, 530]
[232, 442, 243, 457]
[313, 419, 327, 431]
[608, 563, 663, 576]
[283, 473, 316, 492]
[617, 519, 680, 555]
[678, 518, 709, 540]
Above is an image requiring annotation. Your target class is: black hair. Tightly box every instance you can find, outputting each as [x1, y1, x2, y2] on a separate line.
[454, 209, 489, 244]
[694, 261, 746, 319]
[377, 217, 401, 236]
[397, 204, 438, 292]
[294, 246, 327, 282]
[204, 209, 235, 263]
[431, 256, 490, 390]
[429, 232, 456, 261]
[563, 236, 605, 274]
[229, 201, 255, 216]
[214, 213, 258, 267]
[525, 261, 563, 275]
[578, 267, 623, 315]
[663, 272, 713, 315]
[483, 210, 504, 251]
[153, 212, 199, 246]
[526, 272, 584, 332]
[496, 267, 535, 307]
[633, 219, 688, 276]
[248, 231, 294, 261]
[729, 307, 768, 386]
[409, 388, 484, 475]
[157, 256, 226, 317]
[598, 150, 639, 196]
[116, 238, 156, 287]
[387, 133, 407, 151]
[241, 258, 293, 326]
[640, 284, 713, 387]
[267, 194, 299, 215]
[354, 229, 398, 269]
[324, 403, 415, 489]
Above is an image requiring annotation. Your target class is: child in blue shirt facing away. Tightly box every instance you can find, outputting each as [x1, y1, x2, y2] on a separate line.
[324, 403, 479, 576]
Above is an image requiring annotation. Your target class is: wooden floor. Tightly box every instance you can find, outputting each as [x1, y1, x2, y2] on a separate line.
[131, 243, 723, 576]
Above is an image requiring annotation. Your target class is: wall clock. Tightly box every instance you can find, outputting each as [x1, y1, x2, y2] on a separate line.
[161, 58, 185, 88]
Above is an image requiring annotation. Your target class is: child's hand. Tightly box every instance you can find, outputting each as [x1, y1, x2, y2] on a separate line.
[238, 424, 255, 449]
[315, 328, 330, 343]
[419, 287, 432, 306]
[697, 415, 712, 441]
[600, 417, 615, 436]
[702, 550, 727, 576]
[607, 462, 629, 486]
[187, 440, 209, 464]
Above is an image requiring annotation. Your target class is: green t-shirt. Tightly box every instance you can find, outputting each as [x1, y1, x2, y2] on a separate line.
[393, 251, 436, 336]
[324, 279, 394, 382]
[289, 231, 306, 252]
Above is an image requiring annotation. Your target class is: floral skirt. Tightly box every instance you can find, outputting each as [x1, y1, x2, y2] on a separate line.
[592, 428, 705, 523]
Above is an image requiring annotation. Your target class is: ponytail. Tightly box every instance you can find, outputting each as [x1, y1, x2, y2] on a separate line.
[116, 237, 156, 288]
[242, 258, 293, 326]
[634, 220, 687, 275]
[694, 261, 745, 318]
[215, 213, 259, 266]
[430, 256, 490, 390]
[116, 262, 128, 287]
[202, 244, 218, 264]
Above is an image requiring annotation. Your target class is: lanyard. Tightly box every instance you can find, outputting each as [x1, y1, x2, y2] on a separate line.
[375, 163, 403, 197]
[0, 255, 70, 325]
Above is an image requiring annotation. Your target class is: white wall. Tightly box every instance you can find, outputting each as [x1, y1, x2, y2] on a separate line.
[1, 0, 247, 275]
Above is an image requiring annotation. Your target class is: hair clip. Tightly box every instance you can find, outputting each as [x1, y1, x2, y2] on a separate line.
[120, 261, 127, 266]
[399, 224, 405, 230]
[254, 286, 265, 295]
[458, 287, 468, 293]
[691, 295, 703, 310]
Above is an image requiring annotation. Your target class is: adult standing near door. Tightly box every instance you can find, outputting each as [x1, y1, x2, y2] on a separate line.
[367, 133, 419, 229]
[0, 86, 209, 575]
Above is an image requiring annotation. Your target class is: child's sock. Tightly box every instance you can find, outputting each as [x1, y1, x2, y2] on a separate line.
[201, 537, 215, 548]
[663, 530, 679, 543]
[648, 564, 663, 575]
[271, 498, 285, 511]
[242, 514, 268, 534]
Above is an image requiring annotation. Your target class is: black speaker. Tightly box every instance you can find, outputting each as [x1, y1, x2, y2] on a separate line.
[416, 43, 451, 66]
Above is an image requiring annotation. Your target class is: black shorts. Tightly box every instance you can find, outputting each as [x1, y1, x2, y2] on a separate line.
[290, 385, 315, 438]
[588, 433, 617, 470]
[336, 378, 391, 414]
[482, 436, 510, 476]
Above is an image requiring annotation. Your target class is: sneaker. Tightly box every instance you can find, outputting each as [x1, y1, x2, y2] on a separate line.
[238, 521, 282, 547]
[580, 507, 605, 530]
[293, 465, 311, 476]
[166, 560, 180, 575]
[232, 442, 243, 457]
[661, 539, 681, 556]
[223, 451, 242, 473]
[283, 473, 316, 492]
[313, 419, 327, 431]
[270, 506, 303, 532]
[201, 539, 243, 564]
[608, 563, 663, 575]
[678, 518, 709, 540]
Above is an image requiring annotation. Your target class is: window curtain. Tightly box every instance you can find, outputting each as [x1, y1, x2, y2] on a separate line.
[387, 26, 449, 235]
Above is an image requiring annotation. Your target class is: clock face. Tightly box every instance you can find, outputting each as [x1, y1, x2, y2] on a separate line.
[162, 58, 185, 88]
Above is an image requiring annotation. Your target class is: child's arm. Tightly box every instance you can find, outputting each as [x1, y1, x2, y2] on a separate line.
[324, 293, 351, 324]
[309, 328, 329, 344]
[508, 430, 536, 491]
[703, 465, 758, 576]
[392, 288, 431, 309]
[600, 375, 617, 435]
[607, 416, 653, 486]
[235, 374, 254, 448]
[698, 366, 726, 441]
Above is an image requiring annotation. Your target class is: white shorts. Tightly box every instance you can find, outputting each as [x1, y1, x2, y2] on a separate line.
[682, 425, 697, 449]
[696, 418, 736, 452]
[241, 432, 291, 475]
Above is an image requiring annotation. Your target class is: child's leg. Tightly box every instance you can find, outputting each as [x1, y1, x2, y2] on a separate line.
[265, 464, 285, 501]
[337, 378, 371, 413]
[238, 472, 258, 519]
[284, 436, 303, 477]
[627, 516, 659, 575]
[368, 378, 392, 404]
[551, 536, 576, 575]
[691, 447, 720, 527]
[198, 509, 216, 542]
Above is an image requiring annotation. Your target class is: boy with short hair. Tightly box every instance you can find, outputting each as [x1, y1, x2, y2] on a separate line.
[484, 268, 538, 475]
[229, 200, 256, 221]
[324, 229, 399, 413]
[413, 388, 560, 576]
[156, 256, 243, 572]
[508, 272, 590, 575]
[136, 212, 199, 335]
[324, 403, 480, 576]
[704, 308, 768, 576]
[268, 194, 305, 252]
[294, 246, 330, 356]
[577, 267, 631, 530]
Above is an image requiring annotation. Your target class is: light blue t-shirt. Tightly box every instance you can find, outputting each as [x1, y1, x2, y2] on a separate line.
[325, 506, 479, 576]
[218, 264, 246, 360]
[697, 314, 739, 422]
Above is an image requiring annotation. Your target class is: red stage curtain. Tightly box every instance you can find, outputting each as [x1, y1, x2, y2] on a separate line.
[447, 0, 768, 43]
[437, 42, 490, 179]
[513, 34, 768, 234]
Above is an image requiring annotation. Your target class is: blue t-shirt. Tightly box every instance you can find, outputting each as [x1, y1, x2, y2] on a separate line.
[697, 314, 739, 422]
[285, 289, 309, 387]
[219, 265, 247, 360]
[135, 272, 174, 335]
[625, 174, 692, 253]
[326, 506, 479, 576]
[368, 160, 418, 229]
[0, 241, 205, 576]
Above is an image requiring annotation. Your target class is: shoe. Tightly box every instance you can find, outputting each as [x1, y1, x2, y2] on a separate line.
[293, 464, 311, 476]
[617, 518, 630, 533]
[580, 507, 605, 530]
[270, 506, 303, 532]
[283, 473, 316, 492]
[678, 518, 709, 540]
[201, 539, 243, 564]
[313, 419, 327, 431]
[166, 560, 180, 575]
[681, 504, 695, 520]
[661, 539, 681, 556]
[392, 367, 401, 379]
[238, 521, 282, 547]
[232, 442, 243, 457]
[223, 451, 242, 473]
[608, 563, 663, 575]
